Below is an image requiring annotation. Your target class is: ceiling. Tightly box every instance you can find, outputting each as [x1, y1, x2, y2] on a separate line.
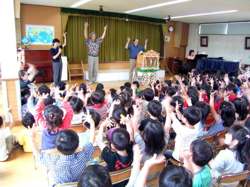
[20, 0, 250, 23]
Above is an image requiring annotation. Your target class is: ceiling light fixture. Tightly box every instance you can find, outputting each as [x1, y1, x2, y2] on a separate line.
[71, 0, 93, 8]
[169, 10, 238, 19]
[125, 0, 191, 14]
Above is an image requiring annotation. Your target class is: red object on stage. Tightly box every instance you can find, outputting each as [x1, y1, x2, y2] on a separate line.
[25, 49, 53, 83]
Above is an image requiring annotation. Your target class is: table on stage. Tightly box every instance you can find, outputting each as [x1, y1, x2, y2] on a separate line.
[196, 58, 239, 75]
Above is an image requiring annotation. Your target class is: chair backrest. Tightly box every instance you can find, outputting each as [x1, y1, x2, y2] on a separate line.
[69, 124, 87, 133]
[217, 170, 250, 186]
[110, 167, 132, 185]
[201, 130, 226, 154]
[54, 182, 78, 187]
[146, 162, 166, 187]
[168, 158, 183, 166]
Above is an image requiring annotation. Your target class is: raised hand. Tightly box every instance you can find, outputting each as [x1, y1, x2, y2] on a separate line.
[104, 25, 108, 30]
[63, 32, 67, 38]
[84, 22, 89, 27]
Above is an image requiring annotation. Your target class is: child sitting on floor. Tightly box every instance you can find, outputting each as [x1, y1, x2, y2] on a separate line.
[17, 112, 36, 152]
[0, 116, 15, 161]
[31, 111, 96, 186]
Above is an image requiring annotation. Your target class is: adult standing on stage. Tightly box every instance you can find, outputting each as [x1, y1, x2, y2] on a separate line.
[84, 22, 107, 84]
[125, 38, 148, 82]
[50, 32, 67, 86]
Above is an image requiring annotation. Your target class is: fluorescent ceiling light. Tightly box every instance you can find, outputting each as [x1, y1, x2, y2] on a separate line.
[71, 0, 93, 8]
[170, 10, 238, 19]
[125, 0, 191, 14]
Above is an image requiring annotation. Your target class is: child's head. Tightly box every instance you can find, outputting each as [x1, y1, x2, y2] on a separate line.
[19, 70, 28, 81]
[110, 128, 130, 151]
[190, 139, 213, 167]
[132, 81, 140, 89]
[0, 116, 3, 128]
[44, 105, 64, 130]
[78, 165, 112, 187]
[124, 82, 131, 88]
[83, 109, 101, 129]
[226, 83, 237, 94]
[91, 91, 105, 104]
[233, 97, 249, 121]
[225, 125, 250, 164]
[194, 101, 210, 123]
[37, 84, 50, 96]
[22, 112, 35, 129]
[182, 106, 201, 126]
[44, 95, 55, 106]
[147, 100, 162, 119]
[79, 83, 87, 95]
[56, 129, 79, 155]
[159, 165, 192, 187]
[141, 119, 165, 156]
[143, 88, 155, 101]
[69, 96, 84, 114]
[166, 86, 177, 97]
[52, 38, 60, 47]
[95, 83, 104, 91]
[112, 106, 126, 124]
[219, 101, 236, 127]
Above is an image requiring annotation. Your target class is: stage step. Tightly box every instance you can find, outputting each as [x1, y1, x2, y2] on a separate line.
[84, 69, 165, 82]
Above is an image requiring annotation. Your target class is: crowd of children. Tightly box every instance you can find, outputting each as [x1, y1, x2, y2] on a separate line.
[1, 68, 250, 187]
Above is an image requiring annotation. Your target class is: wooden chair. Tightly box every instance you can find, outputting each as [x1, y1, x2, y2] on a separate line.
[216, 170, 250, 187]
[167, 158, 183, 166]
[110, 167, 132, 185]
[201, 130, 226, 154]
[69, 124, 87, 133]
[68, 60, 84, 81]
[146, 162, 166, 187]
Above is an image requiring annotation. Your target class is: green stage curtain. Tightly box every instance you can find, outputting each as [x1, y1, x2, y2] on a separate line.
[65, 15, 162, 63]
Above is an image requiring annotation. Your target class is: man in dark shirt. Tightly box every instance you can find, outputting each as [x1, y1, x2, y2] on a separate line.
[125, 38, 148, 82]
[50, 33, 66, 86]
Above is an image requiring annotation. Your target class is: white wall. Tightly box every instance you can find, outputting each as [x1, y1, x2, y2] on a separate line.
[187, 24, 250, 64]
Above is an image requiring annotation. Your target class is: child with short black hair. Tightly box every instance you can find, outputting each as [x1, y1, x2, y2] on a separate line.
[17, 112, 36, 152]
[78, 165, 112, 187]
[164, 97, 202, 161]
[69, 96, 85, 125]
[87, 91, 109, 120]
[183, 139, 213, 187]
[97, 123, 133, 172]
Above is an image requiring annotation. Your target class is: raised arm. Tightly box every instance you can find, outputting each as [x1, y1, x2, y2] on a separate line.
[125, 37, 131, 49]
[83, 110, 96, 144]
[209, 91, 220, 122]
[62, 32, 67, 48]
[135, 154, 166, 187]
[101, 25, 108, 40]
[84, 22, 89, 40]
[144, 39, 148, 50]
